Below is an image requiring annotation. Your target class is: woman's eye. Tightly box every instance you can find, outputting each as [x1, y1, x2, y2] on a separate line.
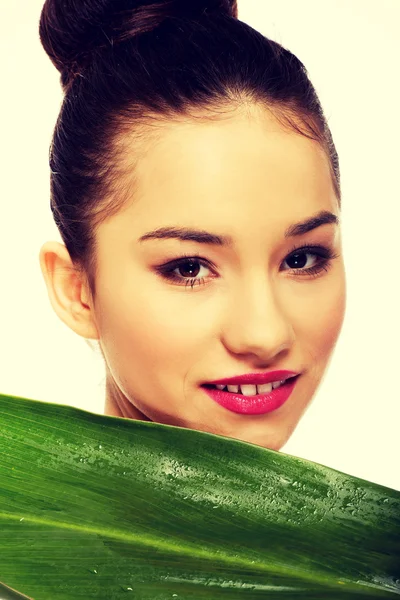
[156, 257, 213, 289]
[156, 245, 338, 289]
[282, 250, 321, 273]
[281, 245, 338, 278]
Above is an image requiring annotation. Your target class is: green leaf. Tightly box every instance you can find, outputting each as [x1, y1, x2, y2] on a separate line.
[0, 393, 399, 599]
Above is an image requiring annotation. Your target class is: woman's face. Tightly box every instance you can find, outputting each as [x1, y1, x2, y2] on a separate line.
[88, 107, 346, 450]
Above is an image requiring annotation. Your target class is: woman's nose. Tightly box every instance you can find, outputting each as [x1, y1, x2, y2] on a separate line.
[220, 276, 294, 362]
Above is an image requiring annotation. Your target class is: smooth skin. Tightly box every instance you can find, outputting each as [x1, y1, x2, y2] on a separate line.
[40, 105, 346, 451]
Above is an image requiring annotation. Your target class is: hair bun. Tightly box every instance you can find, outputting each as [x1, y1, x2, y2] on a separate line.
[39, 0, 238, 88]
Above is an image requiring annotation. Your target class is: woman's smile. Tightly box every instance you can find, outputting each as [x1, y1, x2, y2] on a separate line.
[200, 374, 300, 415]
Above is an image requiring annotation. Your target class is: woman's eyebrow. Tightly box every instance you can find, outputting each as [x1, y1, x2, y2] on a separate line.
[138, 210, 339, 246]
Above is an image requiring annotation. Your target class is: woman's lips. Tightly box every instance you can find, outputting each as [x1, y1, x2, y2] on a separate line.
[201, 376, 299, 415]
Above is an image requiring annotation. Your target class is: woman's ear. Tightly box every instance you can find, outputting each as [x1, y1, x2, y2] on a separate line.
[39, 241, 100, 340]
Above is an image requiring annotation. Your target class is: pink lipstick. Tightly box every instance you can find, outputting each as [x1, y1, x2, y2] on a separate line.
[201, 370, 299, 415]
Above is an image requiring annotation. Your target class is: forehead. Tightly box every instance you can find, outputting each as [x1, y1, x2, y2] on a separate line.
[115, 106, 338, 234]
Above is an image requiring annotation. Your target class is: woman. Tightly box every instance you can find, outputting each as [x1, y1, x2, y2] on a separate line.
[38, 0, 346, 451]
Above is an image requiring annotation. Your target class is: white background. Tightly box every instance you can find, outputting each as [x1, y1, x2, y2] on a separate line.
[1, 1, 399, 490]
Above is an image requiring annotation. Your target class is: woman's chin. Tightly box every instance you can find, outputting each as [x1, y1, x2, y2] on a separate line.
[181, 418, 290, 451]
[124, 405, 294, 451]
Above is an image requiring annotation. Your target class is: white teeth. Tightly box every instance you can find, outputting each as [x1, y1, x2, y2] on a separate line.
[227, 384, 239, 393]
[240, 384, 257, 396]
[258, 382, 273, 394]
[214, 379, 287, 395]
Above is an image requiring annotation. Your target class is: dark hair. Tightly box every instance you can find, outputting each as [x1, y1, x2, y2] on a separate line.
[39, 0, 341, 297]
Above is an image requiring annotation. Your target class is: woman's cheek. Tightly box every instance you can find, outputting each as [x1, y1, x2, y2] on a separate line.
[294, 266, 346, 357]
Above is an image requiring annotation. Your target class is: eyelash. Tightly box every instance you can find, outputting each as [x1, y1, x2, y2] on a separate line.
[156, 244, 340, 290]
